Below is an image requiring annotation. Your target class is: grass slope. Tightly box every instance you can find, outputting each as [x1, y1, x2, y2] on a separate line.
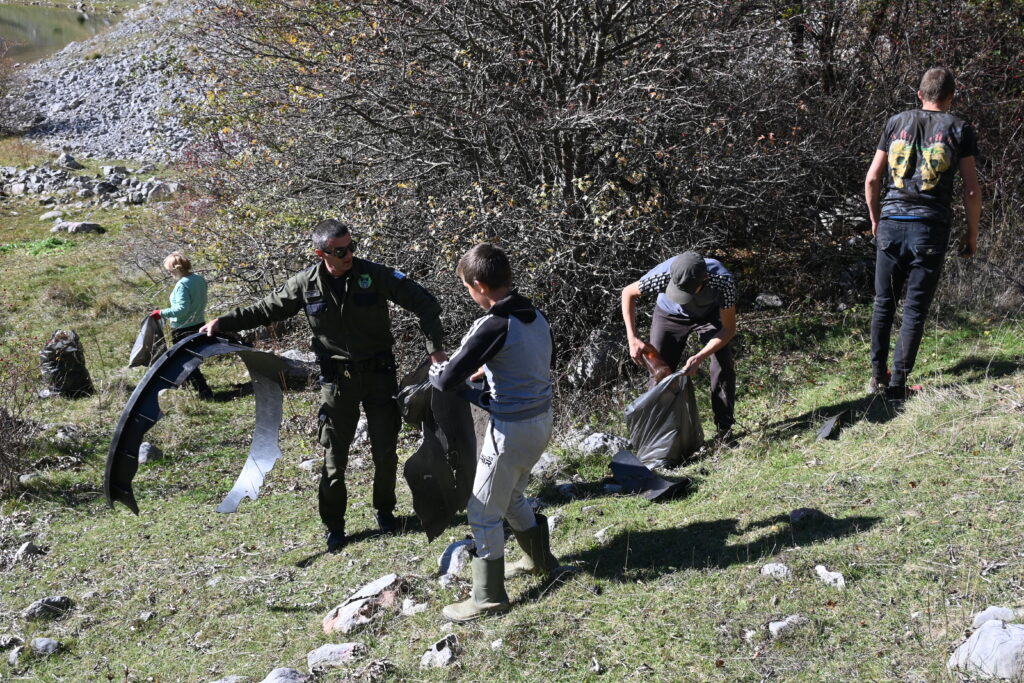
[1, 172, 1022, 681]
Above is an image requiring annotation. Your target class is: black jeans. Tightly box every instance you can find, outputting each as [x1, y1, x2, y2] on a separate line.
[171, 323, 214, 398]
[871, 219, 949, 387]
[650, 306, 735, 432]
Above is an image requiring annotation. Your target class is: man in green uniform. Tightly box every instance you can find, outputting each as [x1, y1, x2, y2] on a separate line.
[200, 219, 446, 552]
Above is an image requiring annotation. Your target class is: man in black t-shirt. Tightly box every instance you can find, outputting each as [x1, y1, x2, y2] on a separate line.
[864, 67, 982, 398]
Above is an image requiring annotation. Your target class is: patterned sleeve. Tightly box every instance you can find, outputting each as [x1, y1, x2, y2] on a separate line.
[708, 273, 737, 309]
[637, 270, 671, 297]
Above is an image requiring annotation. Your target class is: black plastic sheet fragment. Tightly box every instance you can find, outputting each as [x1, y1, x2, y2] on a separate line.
[609, 449, 692, 502]
[105, 332, 289, 514]
[816, 410, 848, 441]
[399, 361, 478, 541]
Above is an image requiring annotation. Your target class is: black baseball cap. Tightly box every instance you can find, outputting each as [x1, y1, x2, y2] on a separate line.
[665, 252, 708, 306]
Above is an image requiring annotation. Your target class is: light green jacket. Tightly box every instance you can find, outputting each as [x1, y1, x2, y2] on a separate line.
[160, 273, 208, 329]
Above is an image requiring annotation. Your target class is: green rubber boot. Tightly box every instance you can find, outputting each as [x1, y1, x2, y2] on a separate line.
[442, 556, 510, 622]
[506, 514, 560, 579]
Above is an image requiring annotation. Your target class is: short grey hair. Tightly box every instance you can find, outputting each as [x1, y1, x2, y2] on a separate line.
[311, 219, 351, 250]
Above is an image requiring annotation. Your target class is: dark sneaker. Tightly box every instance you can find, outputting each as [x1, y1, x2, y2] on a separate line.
[714, 428, 739, 449]
[375, 511, 399, 534]
[867, 371, 891, 394]
[325, 529, 347, 553]
[885, 384, 921, 401]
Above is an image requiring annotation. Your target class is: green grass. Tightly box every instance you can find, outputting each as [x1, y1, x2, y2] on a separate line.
[2, 208, 1023, 680]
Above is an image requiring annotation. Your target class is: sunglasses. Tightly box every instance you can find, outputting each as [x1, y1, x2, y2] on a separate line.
[321, 242, 356, 258]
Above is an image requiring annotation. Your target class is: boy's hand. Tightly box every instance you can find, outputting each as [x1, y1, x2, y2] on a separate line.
[470, 367, 485, 381]
[199, 318, 220, 336]
[628, 336, 653, 363]
[429, 351, 448, 364]
[958, 235, 977, 258]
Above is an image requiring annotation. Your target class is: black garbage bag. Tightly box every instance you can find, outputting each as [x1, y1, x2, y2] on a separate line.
[128, 315, 167, 368]
[399, 360, 478, 541]
[624, 371, 703, 468]
[40, 329, 95, 398]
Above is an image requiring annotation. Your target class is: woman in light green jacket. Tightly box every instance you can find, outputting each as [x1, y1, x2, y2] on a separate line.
[152, 252, 213, 399]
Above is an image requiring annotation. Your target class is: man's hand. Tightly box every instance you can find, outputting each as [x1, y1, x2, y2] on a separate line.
[150, 309, 161, 319]
[959, 235, 977, 258]
[429, 350, 448, 364]
[469, 367, 485, 382]
[199, 318, 220, 336]
[680, 354, 703, 376]
[628, 336, 652, 363]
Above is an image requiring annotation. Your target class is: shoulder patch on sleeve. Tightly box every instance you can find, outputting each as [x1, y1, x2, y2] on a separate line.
[392, 270, 406, 279]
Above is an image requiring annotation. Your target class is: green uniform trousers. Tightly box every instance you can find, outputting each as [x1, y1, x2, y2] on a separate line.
[317, 363, 401, 533]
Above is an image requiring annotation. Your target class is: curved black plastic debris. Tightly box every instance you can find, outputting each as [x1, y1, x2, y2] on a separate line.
[105, 332, 289, 514]
[610, 449, 692, 502]
[399, 361, 478, 541]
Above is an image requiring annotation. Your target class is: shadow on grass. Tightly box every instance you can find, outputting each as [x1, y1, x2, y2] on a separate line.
[760, 391, 903, 442]
[294, 513, 428, 568]
[919, 355, 1023, 385]
[562, 512, 881, 582]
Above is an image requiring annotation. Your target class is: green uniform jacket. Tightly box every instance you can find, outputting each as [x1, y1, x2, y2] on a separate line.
[217, 259, 444, 364]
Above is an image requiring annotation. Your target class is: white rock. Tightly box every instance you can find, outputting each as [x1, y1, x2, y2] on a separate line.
[972, 606, 1023, 629]
[490, 639, 503, 650]
[39, 210, 64, 221]
[208, 676, 248, 683]
[438, 539, 474, 580]
[30, 637, 61, 655]
[420, 634, 459, 669]
[322, 574, 403, 634]
[137, 442, 163, 464]
[14, 541, 45, 564]
[760, 563, 791, 579]
[306, 642, 367, 673]
[353, 416, 368, 445]
[258, 668, 307, 683]
[948, 620, 1024, 679]
[531, 451, 560, 477]
[755, 293, 784, 309]
[579, 432, 630, 456]
[594, 526, 613, 543]
[768, 614, 807, 639]
[814, 564, 846, 589]
[7, 646, 23, 667]
[298, 459, 316, 472]
[547, 513, 563, 532]
[401, 598, 428, 616]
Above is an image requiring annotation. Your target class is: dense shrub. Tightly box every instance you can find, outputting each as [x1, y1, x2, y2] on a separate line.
[174, 0, 1024, 366]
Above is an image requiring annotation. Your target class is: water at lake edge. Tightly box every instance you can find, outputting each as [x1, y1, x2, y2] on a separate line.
[0, 3, 115, 62]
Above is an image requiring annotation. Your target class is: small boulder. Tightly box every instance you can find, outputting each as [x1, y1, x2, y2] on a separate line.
[8, 646, 23, 667]
[755, 293, 784, 309]
[56, 153, 85, 170]
[814, 564, 846, 589]
[420, 634, 459, 669]
[760, 563, 791, 579]
[23, 596, 73, 621]
[972, 606, 1023, 629]
[14, 541, 46, 564]
[307, 642, 367, 673]
[790, 508, 829, 525]
[401, 598, 428, 616]
[530, 451, 560, 478]
[948, 620, 1024, 679]
[64, 221, 105, 234]
[547, 513, 563, 532]
[768, 614, 807, 639]
[39, 210, 64, 221]
[579, 432, 630, 456]
[438, 539, 474, 588]
[30, 637, 61, 656]
[322, 574, 404, 634]
[258, 668, 307, 683]
[137, 442, 163, 465]
[101, 165, 129, 177]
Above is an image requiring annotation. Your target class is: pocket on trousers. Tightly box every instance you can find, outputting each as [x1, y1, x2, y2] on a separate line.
[317, 406, 330, 447]
[305, 302, 328, 316]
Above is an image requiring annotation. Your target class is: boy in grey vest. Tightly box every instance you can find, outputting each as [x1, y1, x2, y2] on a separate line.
[429, 243, 560, 621]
